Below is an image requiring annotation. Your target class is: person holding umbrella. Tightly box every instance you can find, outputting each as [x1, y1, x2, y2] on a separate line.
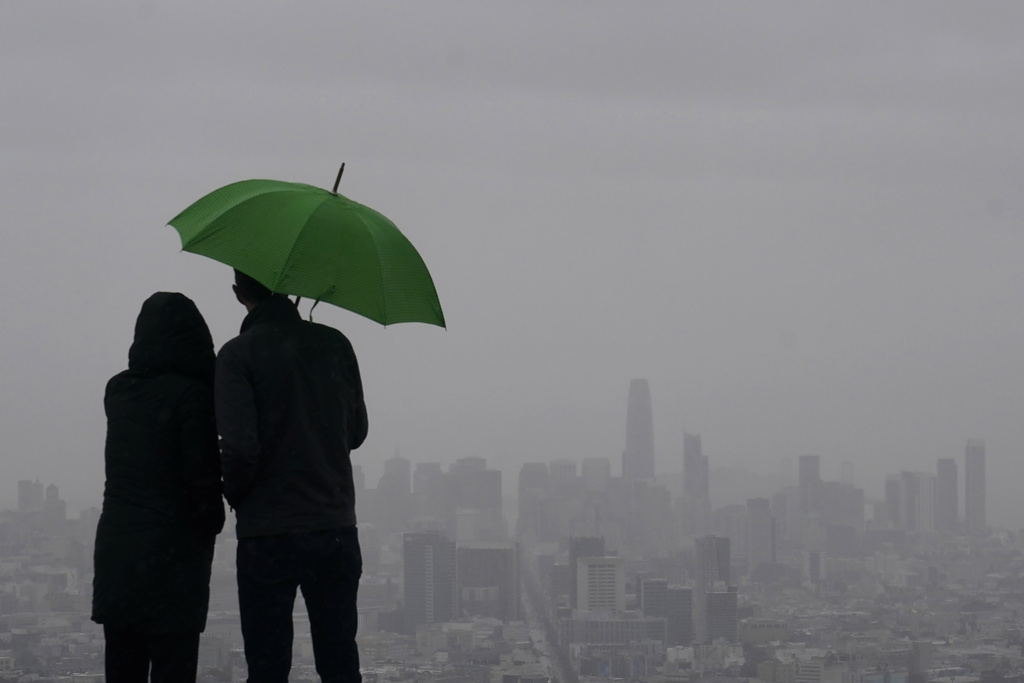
[166, 170, 443, 682]
[216, 269, 368, 683]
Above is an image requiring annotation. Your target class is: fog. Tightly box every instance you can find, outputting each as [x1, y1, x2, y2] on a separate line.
[2, 3, 1023, 525]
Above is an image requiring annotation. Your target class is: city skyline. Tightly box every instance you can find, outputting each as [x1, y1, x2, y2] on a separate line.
[4, 4, 1024, 681]
[4, 5, 1024, 534]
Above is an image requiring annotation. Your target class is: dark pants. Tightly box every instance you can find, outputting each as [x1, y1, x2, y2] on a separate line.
[237, 526, 362, 683]
[103, 626, 200, 683]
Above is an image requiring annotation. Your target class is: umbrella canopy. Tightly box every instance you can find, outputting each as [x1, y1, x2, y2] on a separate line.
[168, 178, 445, 327]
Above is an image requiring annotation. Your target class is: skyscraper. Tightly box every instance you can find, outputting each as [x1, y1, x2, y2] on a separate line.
[798, 454, 821, 521]
[899, 471, 936, 533]
[935, 458, 958, 533]
[403, 531, 457, 628]
[965, 439, 986, 536]
[694, 535, 730, 642]
[681, 432, 710, 536]
[516, 462, 550, 542]
[448, 457, 504, 541]
[622, 378, 655, 482]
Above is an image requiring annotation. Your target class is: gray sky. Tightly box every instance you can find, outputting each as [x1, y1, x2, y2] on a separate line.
[2, 3, 1023, 524]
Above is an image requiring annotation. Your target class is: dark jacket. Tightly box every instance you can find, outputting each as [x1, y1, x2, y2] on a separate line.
[215, 296, 368, 539]
[92, 292, 224, 633]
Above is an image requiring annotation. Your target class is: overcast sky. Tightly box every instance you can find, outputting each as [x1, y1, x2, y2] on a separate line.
[2, 3, 1023, 524]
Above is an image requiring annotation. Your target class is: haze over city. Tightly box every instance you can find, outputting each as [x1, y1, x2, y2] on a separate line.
[2, 3, 1024, 527]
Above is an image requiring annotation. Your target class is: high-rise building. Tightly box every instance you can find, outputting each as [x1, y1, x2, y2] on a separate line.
[935, 458, 958, 533]
[798, 455, 821, 521]
[516, 462, 551, 542]
[666, 586, 694, 645]
[403, 531, 457, 628]
[448, 457, 504, 541]
[377, 452, 413, 534]
[549, 460, 581, 538]
[965, 439, 986, 536]
[456, 542, 520, 622]
[705, 585, 738, 642]
[746, 498, 775, 572]
[639, 577, 668, 618]
[681, 432, 710, 536]
[622, 379, 655, 482]
[568, 536, 605, 608]
[899, 471, 936, 533]
[576, 555, 625, 612]
[694, 535, 731, 642]
[549, 459, 579, 491]
[695, 535, 731, 588]
[412, 462, 447, 529]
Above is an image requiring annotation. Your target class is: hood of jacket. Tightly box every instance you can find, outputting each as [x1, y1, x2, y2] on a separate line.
[128, 292, 215, 386]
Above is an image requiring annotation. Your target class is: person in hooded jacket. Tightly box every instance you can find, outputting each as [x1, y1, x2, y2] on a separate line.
[92, 292, 225, 683]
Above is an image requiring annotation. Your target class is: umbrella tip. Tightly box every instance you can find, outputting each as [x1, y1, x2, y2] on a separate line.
[332, 163, 346, 194]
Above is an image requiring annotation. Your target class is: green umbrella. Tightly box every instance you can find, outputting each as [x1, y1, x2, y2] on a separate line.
[167, 169, 445, 327]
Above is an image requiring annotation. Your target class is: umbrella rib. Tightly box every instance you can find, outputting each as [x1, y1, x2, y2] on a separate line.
[358, 209, 389, 325]
[273, 192, 327, 297]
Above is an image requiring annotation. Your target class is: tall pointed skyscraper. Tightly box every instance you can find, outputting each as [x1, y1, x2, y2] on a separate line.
[622, 378, 655, 482]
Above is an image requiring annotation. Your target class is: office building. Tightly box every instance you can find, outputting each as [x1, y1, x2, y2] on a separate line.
[403, 531, 457, 628]
[666, 585, 694, 645]
[681, 432, 710, 536]
[965, 439, 986, 536]
[706, 585, 738, 642]
[376, 452, 413, 534]
[899, 471, 935, 533]
[568, 536, 605, 608]
[694, 535, 730, 642]
[448, 457, 504, 541]
[559, 613, 666, 646]
[516, 462, 551, 541]
[622, 379, 655, 482]
[639, 577, 668, 618]
[936, 458, 958, 533]
[456, 542, 520, 622]
[798, 454, 821, 521]
[576, 555, 625, 612]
